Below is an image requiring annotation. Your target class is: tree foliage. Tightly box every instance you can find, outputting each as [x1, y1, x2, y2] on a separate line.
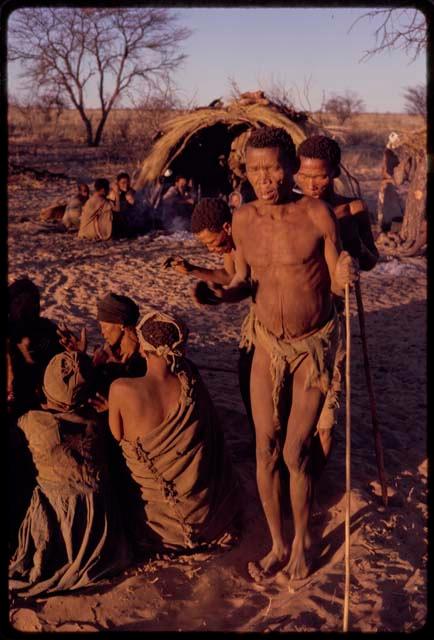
[324, 91, 365, 125]
[8, 7, 191, 146]
[350, 9, 427, 62]
[403, 84, 426, 117]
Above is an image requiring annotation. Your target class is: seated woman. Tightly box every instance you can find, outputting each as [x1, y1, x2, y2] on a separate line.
[78, 178, 115, 241]
[108, 310, 241, 554]
[9, 351, 131, 597]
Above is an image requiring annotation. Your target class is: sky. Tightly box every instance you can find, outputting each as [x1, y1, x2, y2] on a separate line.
[7, 6, 427, 113]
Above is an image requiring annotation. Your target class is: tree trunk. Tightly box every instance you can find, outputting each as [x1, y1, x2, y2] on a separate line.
[92, 112, 109, 148]
[398, 150, 426, 255]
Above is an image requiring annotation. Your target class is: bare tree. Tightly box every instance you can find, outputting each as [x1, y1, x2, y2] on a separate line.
[324, 91, 365, 125]
[8, 7, 191, 146]
[350, 8, 427, 61]
[403, 84, 426, 117]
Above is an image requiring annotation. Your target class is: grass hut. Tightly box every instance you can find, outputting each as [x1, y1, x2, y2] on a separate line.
[134, 91, 360, 206]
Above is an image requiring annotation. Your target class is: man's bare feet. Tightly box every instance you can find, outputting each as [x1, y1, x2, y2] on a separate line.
[284, 536, 310, 580]
[248, 547, 290, 582]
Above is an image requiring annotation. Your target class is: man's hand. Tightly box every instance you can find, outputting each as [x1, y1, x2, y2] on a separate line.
[192, 281, 224, 306]
[92, 344, 114, 367]
[88, 392, 108, 413]
[163, 255, 194, 274]
[334, 251, 359, 290]
[57, 322, 87, 354]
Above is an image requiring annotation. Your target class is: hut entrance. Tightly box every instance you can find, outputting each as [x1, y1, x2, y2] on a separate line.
[168, 123, 248, 197]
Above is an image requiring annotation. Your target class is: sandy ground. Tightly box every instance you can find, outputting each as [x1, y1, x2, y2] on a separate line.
[7, 173, 427, 632]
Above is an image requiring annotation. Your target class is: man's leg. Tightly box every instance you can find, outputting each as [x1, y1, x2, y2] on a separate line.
[248, 343, 290, 577]
[283, 355, 325, 580]
[238, 346, 255, 437]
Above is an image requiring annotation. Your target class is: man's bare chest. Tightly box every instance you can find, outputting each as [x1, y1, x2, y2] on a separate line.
[242, 213, 321, 268]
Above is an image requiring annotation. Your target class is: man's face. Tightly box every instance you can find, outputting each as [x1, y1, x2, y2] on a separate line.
[176, 178, 188, 191]
[229, 192, 242, 211]
[196, 223, 233, 255]
[79, 184, 90, 198]
[294, 157, 334, 199]
[118, 177, 130, 192]
[245, 146, 289, 204]
[99, 321, 123, 347]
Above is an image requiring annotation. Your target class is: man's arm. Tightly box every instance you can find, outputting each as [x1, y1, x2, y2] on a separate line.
[192, 208, 252, 305]
[313, 200, 358, 297]
[351, 201, 379, 271]
[108, 381, 124, 441]
[166, 252, 235, 285]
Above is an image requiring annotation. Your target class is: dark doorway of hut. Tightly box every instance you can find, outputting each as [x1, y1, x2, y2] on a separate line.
[169, 123, 247, 199]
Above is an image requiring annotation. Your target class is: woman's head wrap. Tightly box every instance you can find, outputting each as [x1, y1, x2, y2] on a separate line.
[43, 351, 92, 411]
[97, 293, 140, 326]
[136, 310, 188, 373]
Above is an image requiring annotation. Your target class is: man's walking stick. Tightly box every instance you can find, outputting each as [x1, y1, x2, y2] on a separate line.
[354, 280, 388, 507]
[343, 283, 351, 632]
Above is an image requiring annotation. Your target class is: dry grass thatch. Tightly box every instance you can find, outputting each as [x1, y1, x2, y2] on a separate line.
[133, 96, 360, 198]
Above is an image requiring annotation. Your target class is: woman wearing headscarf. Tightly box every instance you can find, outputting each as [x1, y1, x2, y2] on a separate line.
[9, 351, 131, 596]
[108, 309, 241, 555]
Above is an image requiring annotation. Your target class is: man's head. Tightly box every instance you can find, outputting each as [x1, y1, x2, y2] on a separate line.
[9, 277, 40, 324]
[228, 191, 243, 212]
[94, 178, 110, 197]
[175, 175, 188, 191]
[97, 293, 140, 347]
[191, 197, 233, 255]
[245, 126, 296, 204]
[295, 135, 341, 199]
[136, 310, 188, 369]
[116, 172, 131, 192]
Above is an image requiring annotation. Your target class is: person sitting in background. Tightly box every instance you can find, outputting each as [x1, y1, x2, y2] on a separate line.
[109, 172, 136, 213]
[108, 309, 240, 555]
[78, 178, 115, 241]
[161, 174, 195, 230]
[108, 172, 137, 237]
[62, 182, 90, 230]
[9, 351, 131, 597]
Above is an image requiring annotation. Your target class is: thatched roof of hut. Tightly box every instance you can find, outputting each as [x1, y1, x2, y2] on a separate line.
[134, 91, 360, 199]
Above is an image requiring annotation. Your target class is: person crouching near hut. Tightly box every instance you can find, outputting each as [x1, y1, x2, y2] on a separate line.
[62, 182, 90, 230]
[78, 178, 115, 241]
[9, 351, 131, 597]
[108, 172, 137, 237]
[294, 135, 379, 469]
[108, 309, 241, 555]
[163, 197, 255, 443]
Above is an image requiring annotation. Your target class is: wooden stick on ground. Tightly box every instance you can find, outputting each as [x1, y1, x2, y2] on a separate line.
[343, 283, 351, 633]
[354, 280, 388, 507]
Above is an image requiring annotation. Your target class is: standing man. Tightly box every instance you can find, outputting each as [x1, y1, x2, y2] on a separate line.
[195, 126, 357, 581]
